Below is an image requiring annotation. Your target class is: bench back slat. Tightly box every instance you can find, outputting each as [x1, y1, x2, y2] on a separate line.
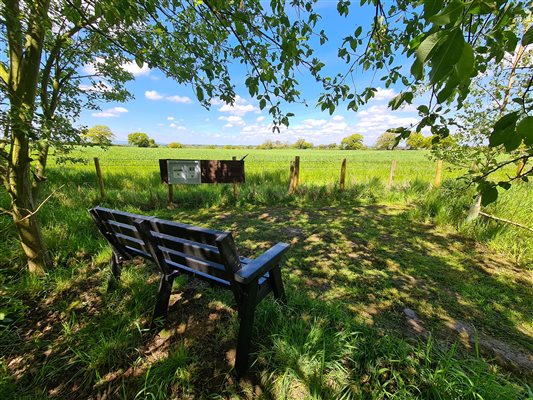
[91, 207, 149, 257]
[91, 207, 243, 294]
[149, 219, 222, 246]
[151, 232, 223, 264]
[160, 246, 230, 282]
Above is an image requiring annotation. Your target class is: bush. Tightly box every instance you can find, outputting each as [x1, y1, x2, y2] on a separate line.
[168, 142, 183, 148]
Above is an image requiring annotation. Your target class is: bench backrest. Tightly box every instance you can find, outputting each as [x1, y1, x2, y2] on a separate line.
[90, 207, 243, 290]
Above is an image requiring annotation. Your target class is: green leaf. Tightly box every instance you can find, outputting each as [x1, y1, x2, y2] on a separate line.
[415, 31, 446, 64]
[503, 132, 522, 152]
[429, 29, 465, 84]
[196, 86, 204, 102]
[489, 112, 519, 147]
[429, 0, 464, 25]
[517, 116, 533, 146]
[135, 52, 144, 69]
[522, 25, 533, 46]
[494, 112, 519, 131]
[410, 59, 423, 80]
[480, 184, 498, 206]
[455, 43, 475, 81]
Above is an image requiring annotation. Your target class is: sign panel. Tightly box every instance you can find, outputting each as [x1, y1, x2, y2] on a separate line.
[167, 160, 201, 184]
[201, 160, 245, 183]
[159, 159, 245, 184]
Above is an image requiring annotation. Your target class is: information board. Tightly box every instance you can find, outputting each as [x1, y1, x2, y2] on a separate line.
[159, 159, 245, 184]
[166, 160, 201, 184]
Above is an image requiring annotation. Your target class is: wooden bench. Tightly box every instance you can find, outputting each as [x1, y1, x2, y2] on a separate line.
[89, 206, 289, 375]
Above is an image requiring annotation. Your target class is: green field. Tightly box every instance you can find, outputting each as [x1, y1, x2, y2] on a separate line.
[1, 146, 532, 399]
[56, 147, 458, 184]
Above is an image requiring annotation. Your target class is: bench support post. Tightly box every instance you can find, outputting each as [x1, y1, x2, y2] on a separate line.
[107, 252, 124, 290]
[269, 265, 286, 304]
[151, 275, 174, 329]
[235, 279, 259, 376]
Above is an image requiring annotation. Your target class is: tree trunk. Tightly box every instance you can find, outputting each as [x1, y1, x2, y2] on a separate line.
[32, 139, 49, 201]
[10, 127, 49, 275]
[466, 194, 482, 222]
[3, 0, 52, 274]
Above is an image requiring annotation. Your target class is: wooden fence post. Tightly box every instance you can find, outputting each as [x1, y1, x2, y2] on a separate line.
[294, 156, 300, 192]
[94, 157, 106, 199]
[516, 159, 526, 183]
[232, 156, 238, 199]
[168, 183, 174, 204]
[340, 159, 347, 191]
[289, 161, 295, 194]
[434, 159, 443, 188]
[387, 160, 397, 188]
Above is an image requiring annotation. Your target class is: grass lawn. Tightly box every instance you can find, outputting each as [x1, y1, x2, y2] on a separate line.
[0, 147, 531, 398]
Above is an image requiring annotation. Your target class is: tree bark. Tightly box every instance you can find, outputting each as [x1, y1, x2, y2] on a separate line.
[466, 194, 482, 222]
[32, 139, 49, 201]
[3, 0, 52, 274]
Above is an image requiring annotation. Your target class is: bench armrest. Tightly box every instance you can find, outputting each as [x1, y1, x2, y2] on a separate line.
[234, 243, 290, 284]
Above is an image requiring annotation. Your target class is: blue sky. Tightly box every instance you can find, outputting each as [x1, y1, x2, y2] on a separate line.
[78, 2, 421, 146]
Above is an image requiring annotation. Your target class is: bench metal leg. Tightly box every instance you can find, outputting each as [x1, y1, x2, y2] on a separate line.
[269, 265, 286, 305]
[151, 275, 174, 329]
[235, 279, 259, 377]
[107, 253, 123, 291]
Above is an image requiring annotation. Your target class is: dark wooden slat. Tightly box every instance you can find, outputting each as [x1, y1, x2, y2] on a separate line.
[150, 219, 223, 246]
[92, 206, 148, 226]
[159, 246, 230, 282]
[107, 220, 137, 236]
[125, 246, 151, 259]
[166, 260, 231, 288]
[115, 233, 148, 254]
[152, 232, 223, 263]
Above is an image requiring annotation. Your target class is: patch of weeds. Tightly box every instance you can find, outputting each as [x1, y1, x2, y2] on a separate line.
[136, 345, 193, 399]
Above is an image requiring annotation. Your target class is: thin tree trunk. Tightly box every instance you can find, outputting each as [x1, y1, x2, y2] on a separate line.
[10, 127, 49, 274]
[466, 194, 482, 222]
[32, 139, 49, 201]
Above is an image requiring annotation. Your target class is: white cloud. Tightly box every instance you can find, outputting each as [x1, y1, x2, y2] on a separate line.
[122, 61, 150, 77]
[167, 117, 175, 120]
[92, 106, 128, 118]
[146, 91, 192, 103]
[302, 119, 327, 127]
[218, 95, 258, 116]
[145, 90, 163, 100]
[170, 123, 176, 127]
[219, 115, 246, 127]
[234, 103, 418, 145]
[353, 105, 418, 139]
[166, 95, 192, 104]
[256, 116, 265, 122]
[372, 87, 397, 101]
[176, 126, 186, 131]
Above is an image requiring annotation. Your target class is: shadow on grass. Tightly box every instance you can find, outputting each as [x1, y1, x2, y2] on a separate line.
[0, 171, 531, 398]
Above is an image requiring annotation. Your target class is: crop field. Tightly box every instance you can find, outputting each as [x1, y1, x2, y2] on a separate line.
[54, 147, 460, 185]
[1, 146, 532, 399]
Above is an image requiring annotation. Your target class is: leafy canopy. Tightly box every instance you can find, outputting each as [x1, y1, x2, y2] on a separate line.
[341, 134, 365, 150]
[84, 125, 114, 146]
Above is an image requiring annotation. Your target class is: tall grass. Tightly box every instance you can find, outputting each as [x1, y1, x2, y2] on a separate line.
[412, 180, 533, 267]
